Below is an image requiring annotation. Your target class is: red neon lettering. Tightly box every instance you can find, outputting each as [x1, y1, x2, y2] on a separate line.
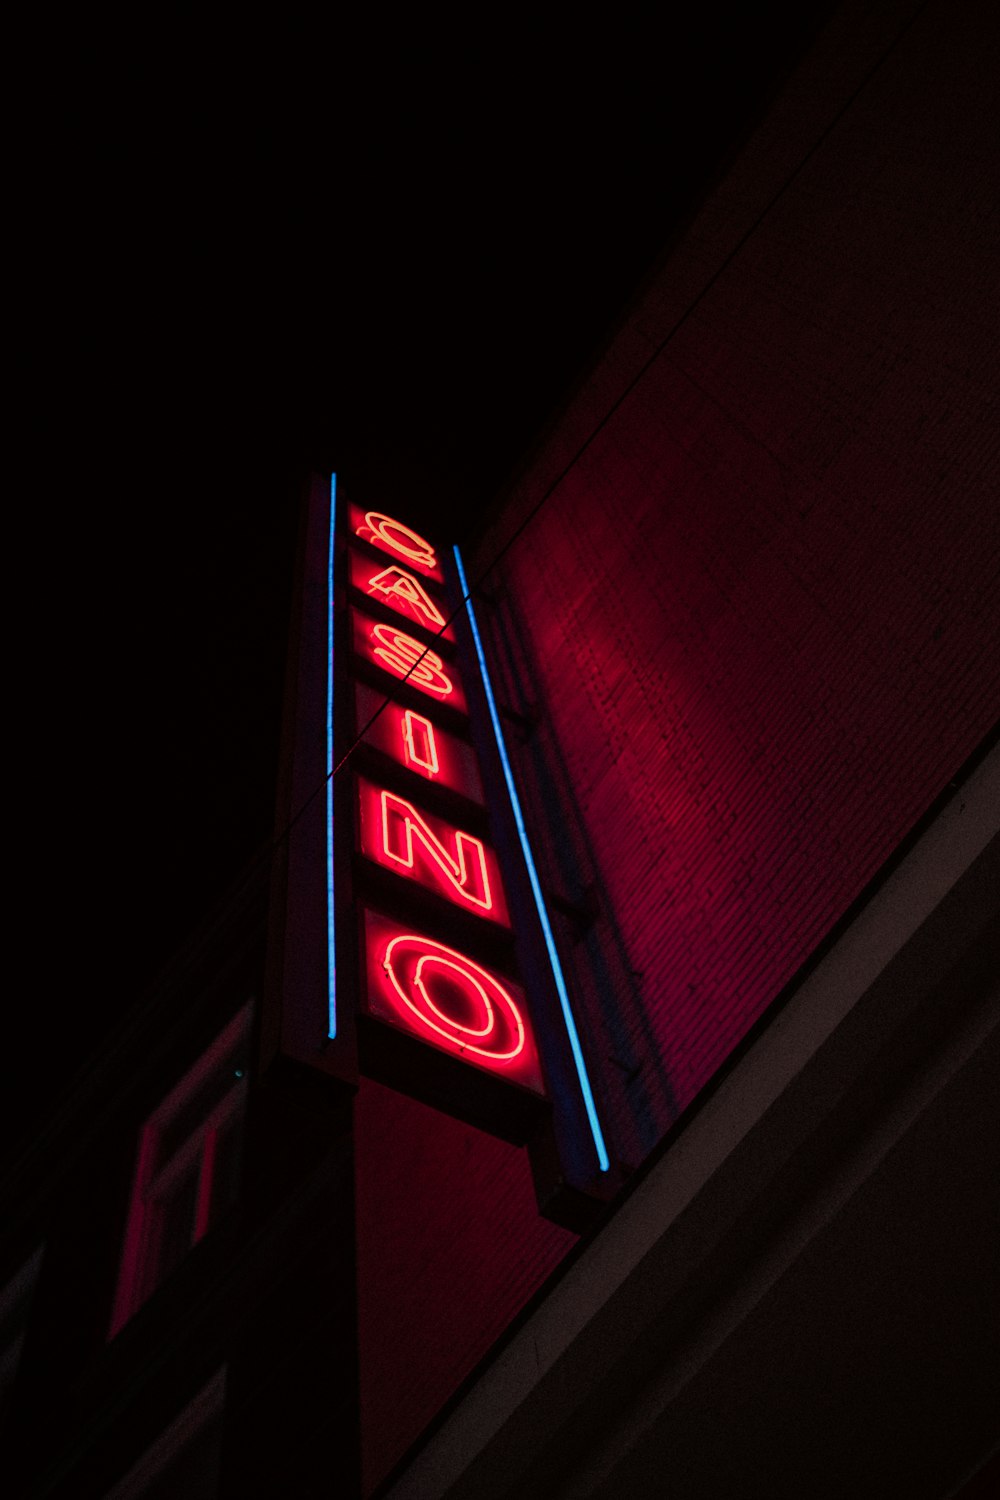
[383, 934, 525, 1060]
[402, 709, 439, 776]
[371, 623, 454, 697]
[366, 564, 446, 629]
[380, 790, 492, 911]
[358, 511, 437, 569]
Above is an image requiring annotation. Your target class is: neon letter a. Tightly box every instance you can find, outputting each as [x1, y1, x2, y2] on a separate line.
[367, 565, 446, 629]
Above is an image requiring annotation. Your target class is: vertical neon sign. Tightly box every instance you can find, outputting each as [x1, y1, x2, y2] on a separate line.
[453, 545, 611, 1174]
[327, 487, 612, 1186]
[327, 473, 338, 1039]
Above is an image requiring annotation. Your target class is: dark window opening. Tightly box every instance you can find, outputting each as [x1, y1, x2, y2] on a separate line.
[108, 1007, 251, 1337]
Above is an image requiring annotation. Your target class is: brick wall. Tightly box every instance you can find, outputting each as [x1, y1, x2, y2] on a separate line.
[357, 0, 1000, 1482]
[473, 0, 1000, 1161]
[354, 1079, 576, 1491]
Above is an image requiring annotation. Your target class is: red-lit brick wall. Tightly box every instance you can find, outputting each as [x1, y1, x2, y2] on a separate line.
[472, 0, 1000, 1163]
[354, 1079, 576, 1491]
[357, 0, 1000, 1484]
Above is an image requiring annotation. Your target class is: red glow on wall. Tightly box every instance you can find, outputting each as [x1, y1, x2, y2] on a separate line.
[355, 684, 485, 802]
[363, 910, 543, 1090]
[352, 607, 468, 713]
[349, 550, 455, 639]
[358, 776, 509, 924]
[109, 1008, 250, 1338]
[348, 502, 444, 582]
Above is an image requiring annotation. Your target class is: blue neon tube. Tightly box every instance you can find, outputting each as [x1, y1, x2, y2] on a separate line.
[453, 545, 610, 1173]
[326, 474, 338, 1038]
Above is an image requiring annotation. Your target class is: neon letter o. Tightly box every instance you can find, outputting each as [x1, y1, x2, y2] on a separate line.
[382, 935, 525, 1061]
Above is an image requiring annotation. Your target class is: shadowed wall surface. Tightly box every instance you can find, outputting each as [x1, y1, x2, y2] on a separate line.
[354, 1079, 577, 1492]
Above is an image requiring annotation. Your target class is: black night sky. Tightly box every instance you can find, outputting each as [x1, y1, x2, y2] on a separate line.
[10, 7, 830, 1155]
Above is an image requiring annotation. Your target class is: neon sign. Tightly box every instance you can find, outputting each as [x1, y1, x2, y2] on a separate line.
[386, 936, 523, 1059]
[351, 607, 469, 713]
[331, 496, 612, 1184]
[402, 709, 439, 777]
[370, 622, 455, 696]
[354, 684, 485, 803]
[380, 789, 493, 912]
[327, 474, 338, 1039]
[368, 565, 446, 627]
[357, 777, 509, 924]
[348, 501, 444, 582]
[363, 910, 543, 1092]
[348, 550, 455, 639]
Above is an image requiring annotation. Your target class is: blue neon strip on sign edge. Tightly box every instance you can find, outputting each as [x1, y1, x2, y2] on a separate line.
[452, 544, 610, 1174]
[326, 474, 338, 1038]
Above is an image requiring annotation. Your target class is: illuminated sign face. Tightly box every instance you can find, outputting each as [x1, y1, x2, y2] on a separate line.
[355, 684, 485, 803]
[347, 501, 444, 583]
[402, 709, 439, 777]
[336, 499, 563, 1147]
[284, 482, 610, 1195]
[348, 550, 455, 640]
[351, 607, 468, 714]
[363, 909, 543, 1092]
[357, 776, 510, 924]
